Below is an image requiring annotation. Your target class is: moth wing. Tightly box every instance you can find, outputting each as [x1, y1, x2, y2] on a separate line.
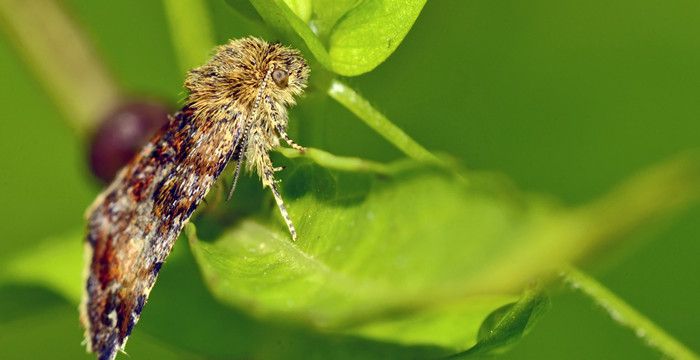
[81, 108, 244, 360]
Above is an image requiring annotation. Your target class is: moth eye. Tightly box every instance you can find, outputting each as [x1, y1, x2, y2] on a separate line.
[272, 69, 289, 87]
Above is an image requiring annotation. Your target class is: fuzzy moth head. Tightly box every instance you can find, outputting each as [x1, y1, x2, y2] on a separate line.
[185, 37, 309, 114]
[264, 43, 309, 104]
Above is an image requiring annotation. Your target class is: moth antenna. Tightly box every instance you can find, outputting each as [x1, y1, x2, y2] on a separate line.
[227, 120, 251, 202]
[249, 67, 274, 125]
[227, 158, 243, 201]
[227, 66, 272, 201]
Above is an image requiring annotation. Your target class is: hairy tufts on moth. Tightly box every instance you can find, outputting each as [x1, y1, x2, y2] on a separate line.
[80, 37, 309, 360]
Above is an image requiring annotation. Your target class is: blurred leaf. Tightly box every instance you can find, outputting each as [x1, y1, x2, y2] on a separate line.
[0, 285, 67, 324]
[242, 0, 426, 76]
[163, 0, 216, 75]
[0, 0, 120, 134]
[0, 300, 193, 360]
[0, 231, 84, 304]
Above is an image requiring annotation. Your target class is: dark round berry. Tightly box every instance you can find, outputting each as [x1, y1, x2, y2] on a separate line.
[89, 101, 170, 183]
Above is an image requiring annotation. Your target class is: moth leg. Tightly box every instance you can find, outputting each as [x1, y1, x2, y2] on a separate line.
[264, 95, 305, 153]
[261, 155, 297, 240]
[276, 124, 305, 153]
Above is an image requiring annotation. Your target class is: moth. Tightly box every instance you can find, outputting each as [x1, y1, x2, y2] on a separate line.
[80, 37, 309, 360]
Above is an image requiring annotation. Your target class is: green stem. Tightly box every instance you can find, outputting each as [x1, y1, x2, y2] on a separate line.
[563, 267, 699, 360]
[163, 0, 216, 75]
[327, 79, 442, 165]
[277, 147, 392, 175]
[0, 0, 120, 135]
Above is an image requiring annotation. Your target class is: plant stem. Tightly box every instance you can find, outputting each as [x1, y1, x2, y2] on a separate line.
[0, 0, 120, 135]
[328, 79, 442, 165]
[163, 0, 216, 75]
[277, 147, 392, 175]
[563, 267, 699, 360]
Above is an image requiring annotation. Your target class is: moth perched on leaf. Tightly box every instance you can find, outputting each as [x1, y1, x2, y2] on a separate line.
[80, 37, 309, 360]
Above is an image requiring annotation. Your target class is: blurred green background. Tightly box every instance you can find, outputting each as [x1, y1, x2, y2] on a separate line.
[1, 0, 699, 359]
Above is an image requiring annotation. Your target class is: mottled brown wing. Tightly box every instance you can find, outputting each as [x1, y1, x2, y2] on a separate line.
[81, 106, 243, 360]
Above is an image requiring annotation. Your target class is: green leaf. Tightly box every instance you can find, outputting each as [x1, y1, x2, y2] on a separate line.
[189, 151, 700, 352]
[308, 0, 361, 38]
[345, 295, 517, 350]
[244, 0, 426, 76]
[325, 0, 426, 75]
[457, 285, 550, 357]
[188, 158, 549, 351]
[144, 240, 452, 359]
[282, 0, 313, 23]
